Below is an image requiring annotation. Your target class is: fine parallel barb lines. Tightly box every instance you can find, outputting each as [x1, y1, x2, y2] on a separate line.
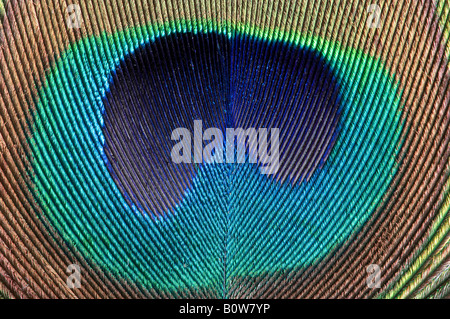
[0, 0, 449, 299]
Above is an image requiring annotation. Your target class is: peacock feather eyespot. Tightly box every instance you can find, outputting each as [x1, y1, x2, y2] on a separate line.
[0, 0, 449, 300]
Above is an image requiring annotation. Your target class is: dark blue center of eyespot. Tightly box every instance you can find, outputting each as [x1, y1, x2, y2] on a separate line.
[101, 31, 342, 215]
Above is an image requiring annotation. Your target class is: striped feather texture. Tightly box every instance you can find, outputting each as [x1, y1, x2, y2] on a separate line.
[0, 0, 449, 298]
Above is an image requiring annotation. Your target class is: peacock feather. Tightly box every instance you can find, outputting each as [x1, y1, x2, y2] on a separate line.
[0, 0, 449, 299]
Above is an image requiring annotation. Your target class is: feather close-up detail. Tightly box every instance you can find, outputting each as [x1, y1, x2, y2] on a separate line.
[0, 0, 449, 300]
